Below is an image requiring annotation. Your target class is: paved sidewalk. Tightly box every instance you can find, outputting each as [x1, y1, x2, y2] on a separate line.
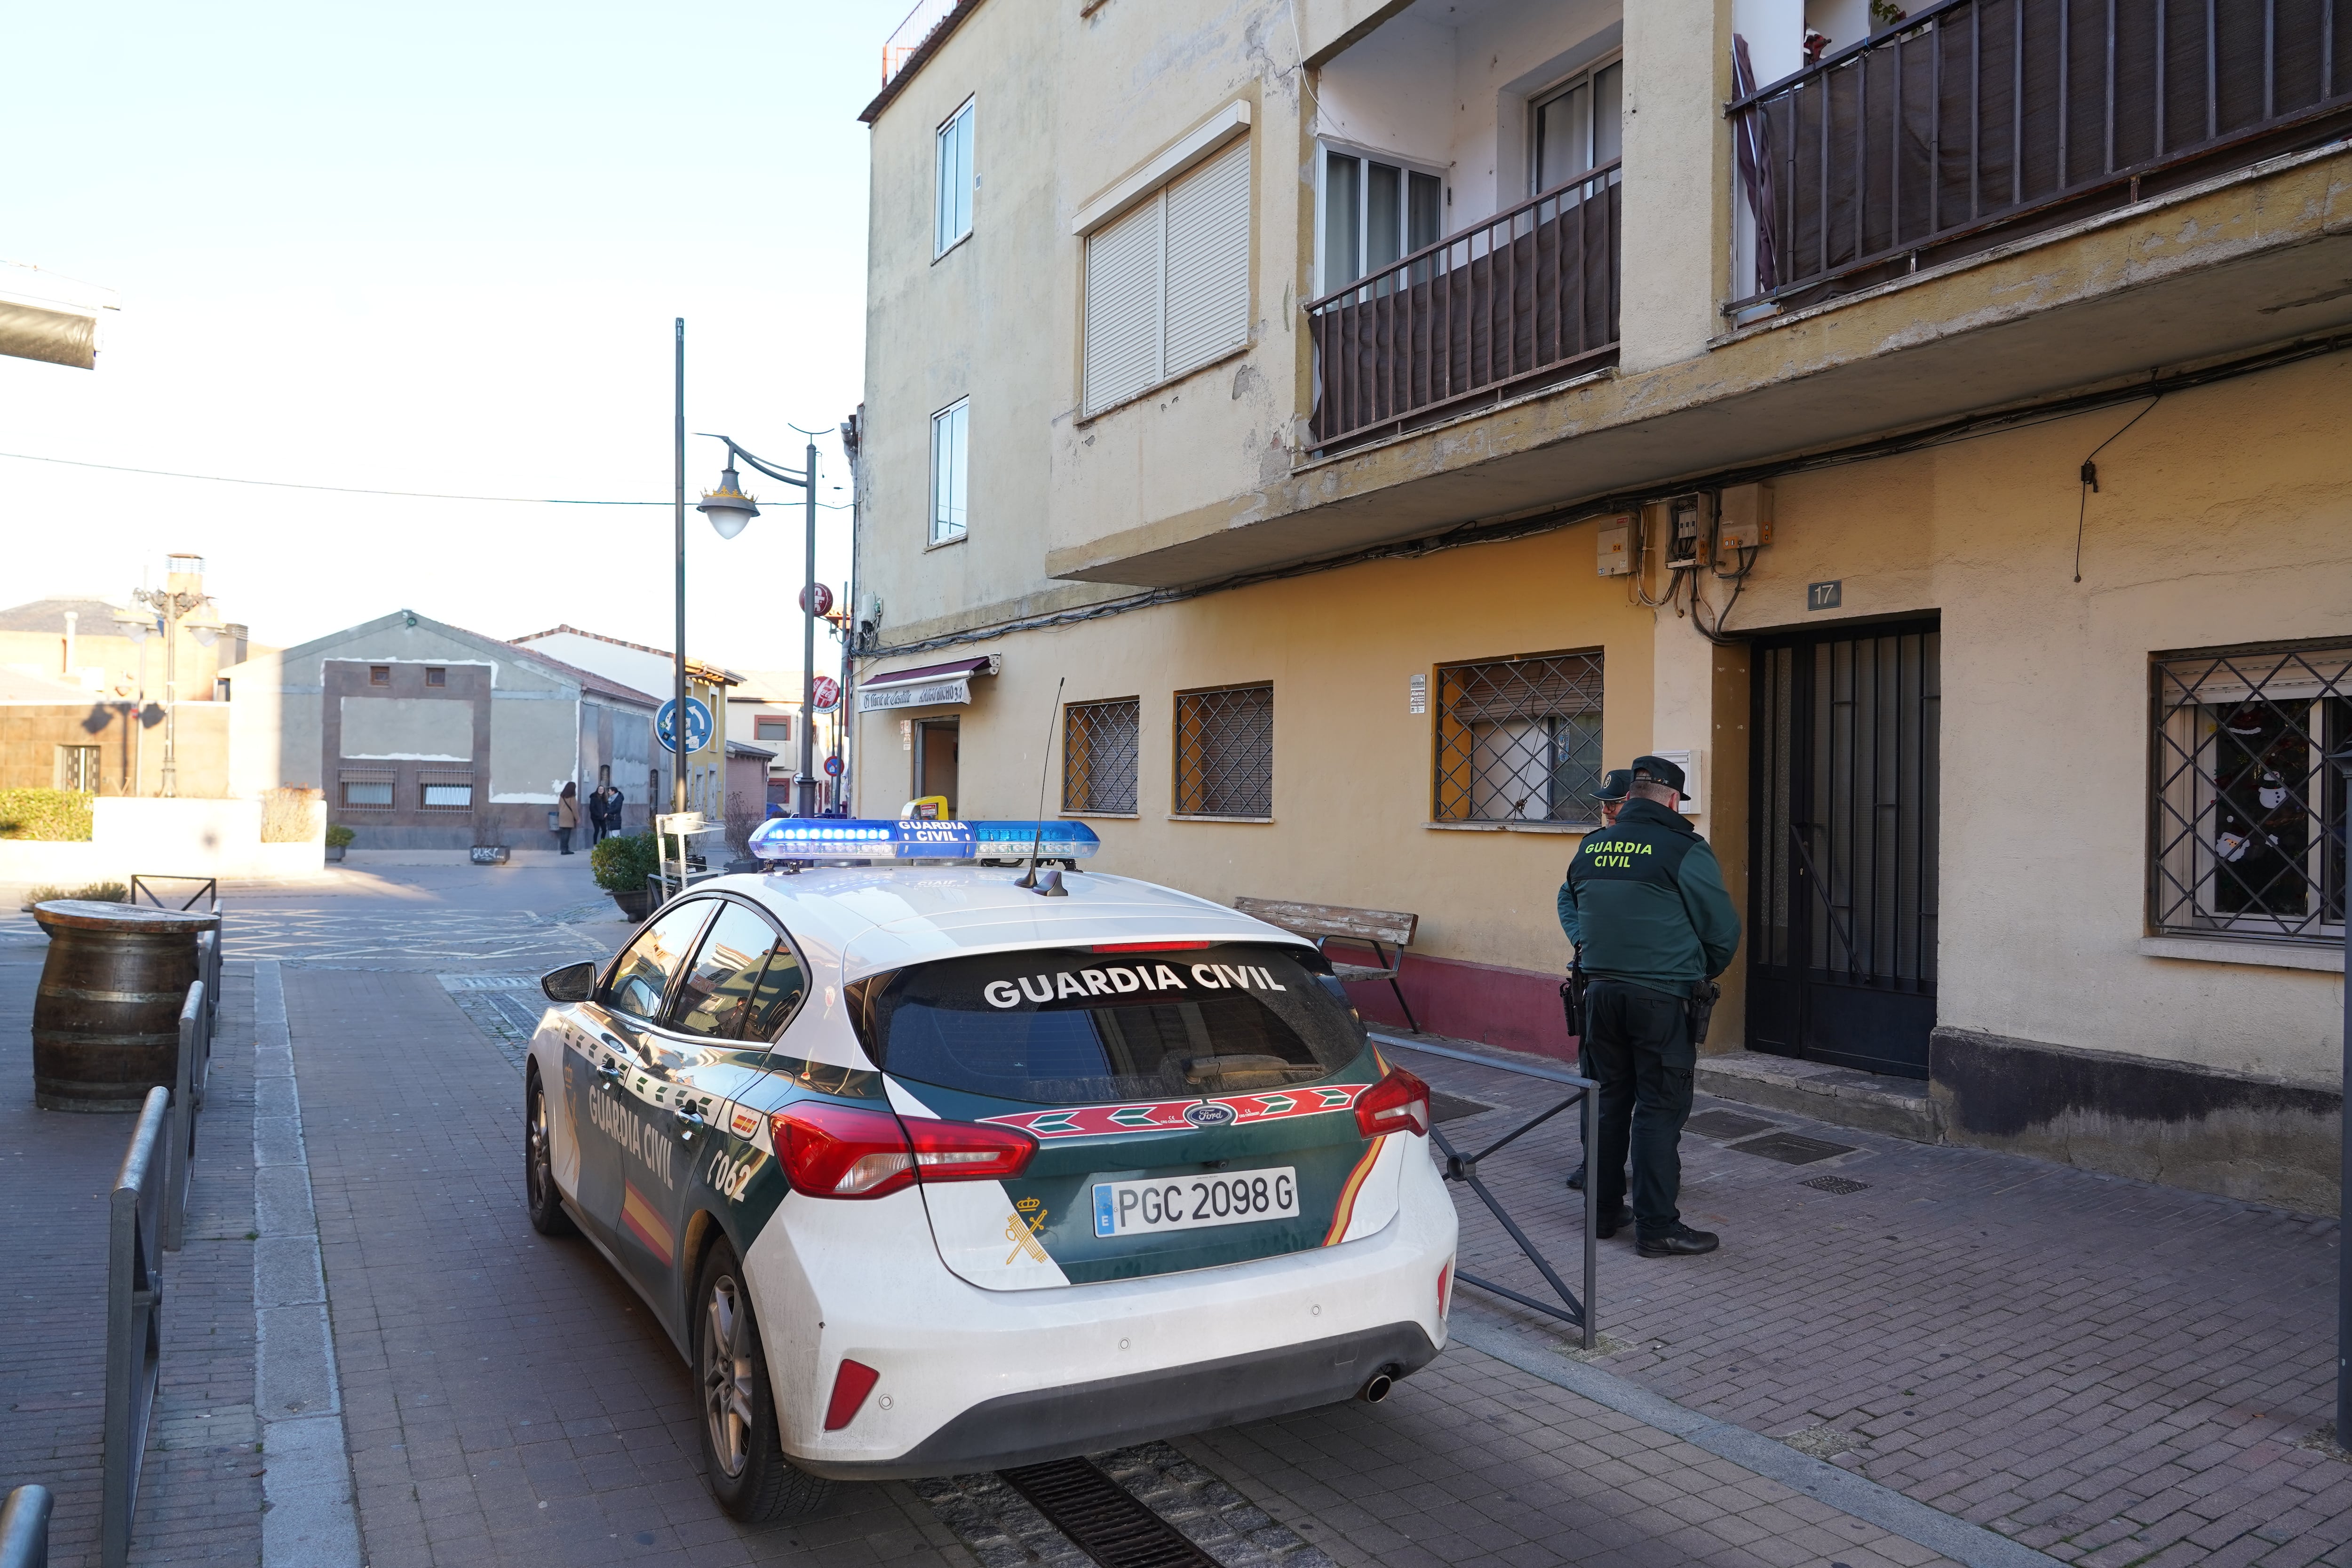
[0, 957, 265, 1568]
[1373, 1034, 2352, 1568]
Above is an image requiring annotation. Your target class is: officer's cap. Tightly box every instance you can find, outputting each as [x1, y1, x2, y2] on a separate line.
[1629, 754, 1687, 794]
[1591, 768, 1634, 803]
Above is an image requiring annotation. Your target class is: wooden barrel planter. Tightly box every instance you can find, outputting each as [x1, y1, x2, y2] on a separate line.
[30, 900, 218, 1113]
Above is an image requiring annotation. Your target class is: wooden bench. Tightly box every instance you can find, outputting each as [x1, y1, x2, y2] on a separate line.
[1233, 897, 1422, 1034]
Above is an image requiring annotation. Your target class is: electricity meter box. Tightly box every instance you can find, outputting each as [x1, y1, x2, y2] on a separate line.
[1718, 483, 1774, 550]
[1597, 515, 1633, 576]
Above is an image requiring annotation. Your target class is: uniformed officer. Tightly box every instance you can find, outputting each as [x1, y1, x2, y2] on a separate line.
[1556, 754, 1741, 1258]
[1565, 768, 1633, 1195]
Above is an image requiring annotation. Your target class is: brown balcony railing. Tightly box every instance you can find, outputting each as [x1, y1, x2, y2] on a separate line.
[1729, 0, 2352, 310]
[1306, 165, 1621, 452]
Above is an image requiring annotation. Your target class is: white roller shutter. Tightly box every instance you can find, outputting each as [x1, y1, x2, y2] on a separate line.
[1162, 137, 1251, 378]
[1082, 197, 1164, 416]
[1081, 132, 1250, 417]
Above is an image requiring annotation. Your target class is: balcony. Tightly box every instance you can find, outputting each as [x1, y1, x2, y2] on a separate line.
[1306, 166, 1622, 454]
[1728, 0, 2352, 312]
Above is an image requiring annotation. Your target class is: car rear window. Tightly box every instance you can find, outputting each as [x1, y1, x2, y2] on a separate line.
[853, 943, 1367, 1106]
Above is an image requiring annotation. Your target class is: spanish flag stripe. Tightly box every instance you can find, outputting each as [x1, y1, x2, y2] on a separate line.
[620, 1181, 675, 1266]
[1322, 1139, 1383, 1247]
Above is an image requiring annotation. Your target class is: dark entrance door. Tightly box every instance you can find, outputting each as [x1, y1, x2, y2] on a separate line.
[1747, 620, 1940, 1078]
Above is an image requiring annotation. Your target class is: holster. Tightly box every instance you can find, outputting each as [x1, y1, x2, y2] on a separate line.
[1686, 978, 1723, 1047]
[1561, 962, 1591, 1043]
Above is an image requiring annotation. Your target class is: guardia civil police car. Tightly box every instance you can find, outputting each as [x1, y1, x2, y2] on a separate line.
[524, 817, 1457, 1520]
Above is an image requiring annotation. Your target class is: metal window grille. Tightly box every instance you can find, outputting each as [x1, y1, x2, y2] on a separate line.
[56, 745, 101, 792]
[2152, 642, 2349, 945]
[1064, 698, 1140, 814]
[1174, 685, 1273, 818]
[417, 772, 476, 812]
[339, 772, 395, 811]
[1433, 652, 1605, 823]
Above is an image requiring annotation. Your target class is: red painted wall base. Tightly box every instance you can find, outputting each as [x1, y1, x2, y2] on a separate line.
[1329, 944, 1576, 1063]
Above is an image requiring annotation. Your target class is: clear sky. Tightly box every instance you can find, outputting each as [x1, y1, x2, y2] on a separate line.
[1, 1, 882, 676]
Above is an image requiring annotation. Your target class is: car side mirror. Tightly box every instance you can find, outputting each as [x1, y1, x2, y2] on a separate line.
[540, 961, 597, 1004]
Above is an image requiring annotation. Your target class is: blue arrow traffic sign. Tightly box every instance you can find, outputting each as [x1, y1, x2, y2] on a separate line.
[656, 696, 715, 755]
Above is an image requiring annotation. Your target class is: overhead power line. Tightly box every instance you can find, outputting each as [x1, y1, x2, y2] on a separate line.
[0, 448, 852, 507]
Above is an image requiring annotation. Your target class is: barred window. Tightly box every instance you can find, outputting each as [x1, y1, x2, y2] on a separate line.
[1434, 651, 1605, 824]
[1174, 684, 1272, 819]
[2152, 642, 2348, 945]
[1064, 698, 1140, 814]
[418, 772, 475, 811]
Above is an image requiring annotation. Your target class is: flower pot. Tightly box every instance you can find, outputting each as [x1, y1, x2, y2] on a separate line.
[611, 888, 654, 922]
[469, 846, 511, 866]
[325, 844, 346, 863]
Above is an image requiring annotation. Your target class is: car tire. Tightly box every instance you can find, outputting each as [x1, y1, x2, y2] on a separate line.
[695, 1237, 831, 1522]
[524, 1068, 578, 1238]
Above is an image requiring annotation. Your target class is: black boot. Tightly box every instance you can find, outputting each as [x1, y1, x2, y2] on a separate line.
[1565, 1165, 1585, 1191]
[1595, 1203, 1634, 1240]
[1636, 1223, 1720, 1258]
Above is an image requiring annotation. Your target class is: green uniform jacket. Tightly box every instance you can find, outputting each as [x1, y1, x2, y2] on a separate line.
[1556, 797, 1742, 998]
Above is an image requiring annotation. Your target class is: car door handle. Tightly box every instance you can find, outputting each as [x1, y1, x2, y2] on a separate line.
[672, 1106, 706, 1143]
[597, 1060, 625, 1083]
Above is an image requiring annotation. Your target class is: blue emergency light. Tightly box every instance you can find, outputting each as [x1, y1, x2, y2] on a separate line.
[748, 817, 1101, 864]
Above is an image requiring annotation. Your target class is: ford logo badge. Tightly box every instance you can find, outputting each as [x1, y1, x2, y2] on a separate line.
[1184, 1103, 1236, 1128]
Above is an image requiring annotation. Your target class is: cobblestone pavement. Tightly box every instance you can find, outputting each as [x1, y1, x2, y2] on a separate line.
[0, 957, 265, 1568]
[1369, 1033, 2352, 1568]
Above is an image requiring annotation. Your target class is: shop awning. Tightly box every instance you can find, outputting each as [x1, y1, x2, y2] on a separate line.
[857, 654, 1000, 712]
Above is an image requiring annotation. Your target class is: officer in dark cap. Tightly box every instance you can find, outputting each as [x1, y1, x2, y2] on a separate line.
[1557, 754, 1741, 1257]
[1564, 767, 1634, 1194]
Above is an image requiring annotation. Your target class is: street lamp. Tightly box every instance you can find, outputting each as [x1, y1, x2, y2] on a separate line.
[127, 581, 215, 798]
[697, 430, 823, 817]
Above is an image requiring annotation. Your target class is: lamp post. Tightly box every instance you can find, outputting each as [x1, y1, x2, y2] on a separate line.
[126, 585, 217, 798]
[2332, 740, 2352, 1451]
[697, 430, 822, 816]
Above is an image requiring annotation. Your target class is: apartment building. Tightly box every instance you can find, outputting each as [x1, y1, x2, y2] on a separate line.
[852, 0, 2352, 1209]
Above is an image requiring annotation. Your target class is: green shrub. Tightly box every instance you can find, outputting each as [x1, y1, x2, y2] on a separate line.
[0, 789, 95, 841]
[591, 830, 660, 893]
[20, 880, 127, 911]
[325, 824, 356, 849]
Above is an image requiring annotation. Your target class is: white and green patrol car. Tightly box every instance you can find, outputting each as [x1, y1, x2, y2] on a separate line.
[524, 818, 1458, 1521]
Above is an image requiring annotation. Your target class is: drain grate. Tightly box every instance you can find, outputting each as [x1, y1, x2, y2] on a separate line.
[1727, 1131, 1855, 1165]
[1685, 1108, 1779, 1140]
[1801, 1174, 1871, 1194]
[999, 1458, 1223, 1568]
[1428, 1091, 1494, 1124]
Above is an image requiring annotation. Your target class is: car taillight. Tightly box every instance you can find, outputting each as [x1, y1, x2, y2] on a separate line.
[1354, 1067, 1432, 1139]
[772, 1102, 1037, 1200]
[775, 1103, 915, 1198]
[825, 1358, 880, 1430]
[906, 1116, 1036, 1180]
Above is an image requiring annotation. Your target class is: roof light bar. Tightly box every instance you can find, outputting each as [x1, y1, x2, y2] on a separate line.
[748, 817, 1101, 863]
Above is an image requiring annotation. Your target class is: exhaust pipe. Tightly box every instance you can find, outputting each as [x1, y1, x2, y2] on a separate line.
[1358, 1370, 1394, 1404]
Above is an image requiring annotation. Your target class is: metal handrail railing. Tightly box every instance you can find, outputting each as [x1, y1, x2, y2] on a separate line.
[128, 875, 217, 912]
[1726, 0, 2352, 310]
[163, 980, 207, 1252]
[103, 1089, 169, 1568]
[1376, 1034, 1599, 1349]
[1305, 161, 1623, 451]
[0, 1485, 53, 1568]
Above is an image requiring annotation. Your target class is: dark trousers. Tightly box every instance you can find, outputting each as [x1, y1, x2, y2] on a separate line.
[588, 820, 608, 845]
[1584, 979, 1696, 1233]
[556, 827, 574, 853]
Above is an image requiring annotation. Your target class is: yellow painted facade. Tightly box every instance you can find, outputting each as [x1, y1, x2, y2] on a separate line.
[852, 0, 2352, 1206]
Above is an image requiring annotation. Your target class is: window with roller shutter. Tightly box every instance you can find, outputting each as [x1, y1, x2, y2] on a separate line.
[1081, 135, 1250, 417]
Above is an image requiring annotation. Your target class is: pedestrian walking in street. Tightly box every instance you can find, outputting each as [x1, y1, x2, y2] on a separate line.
[601, 782, 626, 840]
[1566, 768, 1634, 1195]
[556, 781, 580, 855]
[1556, 754, 1740, 1257]
[585, 784, 607, 845]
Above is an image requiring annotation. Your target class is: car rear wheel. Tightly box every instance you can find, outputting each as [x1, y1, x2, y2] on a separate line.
[695, 1237, 831, 1522]
[524, 1069, 577, 1237]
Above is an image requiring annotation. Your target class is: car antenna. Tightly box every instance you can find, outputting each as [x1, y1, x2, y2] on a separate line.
[1016, 675, 1066, 891]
